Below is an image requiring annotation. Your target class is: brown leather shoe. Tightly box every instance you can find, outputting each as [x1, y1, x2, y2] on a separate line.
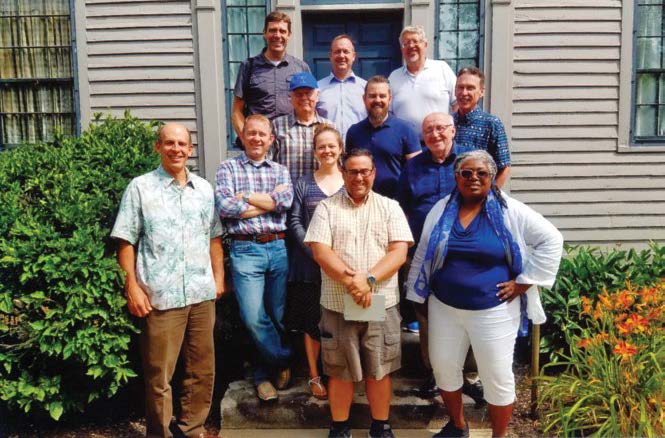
[274, 367, 292, 390]
[256, 381, 278, 401]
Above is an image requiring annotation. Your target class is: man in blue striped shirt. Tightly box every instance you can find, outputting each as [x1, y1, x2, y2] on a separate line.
[453, 67, 511, 187]
[215, 114, 294, 402]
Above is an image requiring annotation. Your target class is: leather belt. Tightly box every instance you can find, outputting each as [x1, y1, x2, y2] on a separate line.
[229, 232, 286, 244]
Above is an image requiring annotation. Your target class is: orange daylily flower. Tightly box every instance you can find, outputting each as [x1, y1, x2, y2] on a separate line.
[613, 341, 638, 361]
[625, 314, 649, 333]
[598, 292, 613, 310]
[592, 302, 604, 320]
[581, 296, 592, 315]
[614, 290, 635, 310]
[576, 338, 591, 349]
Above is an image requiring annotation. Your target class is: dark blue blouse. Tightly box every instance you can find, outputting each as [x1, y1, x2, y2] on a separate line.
[431, 211, 511, 310]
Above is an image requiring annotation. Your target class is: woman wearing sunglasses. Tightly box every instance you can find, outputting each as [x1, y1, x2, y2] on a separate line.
[406, 150, 563, 438]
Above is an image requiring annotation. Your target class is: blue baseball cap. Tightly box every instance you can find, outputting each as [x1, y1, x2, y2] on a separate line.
[289, 72, 318, 91]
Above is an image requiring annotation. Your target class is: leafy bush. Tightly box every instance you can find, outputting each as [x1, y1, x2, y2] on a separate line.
[538, 281, 665, 437]
[0, 113, 160, 419]
[540, 243, 665, 362]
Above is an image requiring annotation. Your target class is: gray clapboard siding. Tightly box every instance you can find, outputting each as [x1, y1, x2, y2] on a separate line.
[512, 0, 665, 245]
[83, 0, 199, 169]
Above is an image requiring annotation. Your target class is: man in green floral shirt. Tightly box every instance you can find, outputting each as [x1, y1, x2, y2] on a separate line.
[111, 123, 225, 438]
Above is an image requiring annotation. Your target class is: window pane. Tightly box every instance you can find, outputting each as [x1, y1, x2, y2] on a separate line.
[635, 106, 657, 137]
[228, 34, 248, 62]
[249, 34, 264, 55]
[636, 37, 661, 69]
[228, 7, 247, 34]
[248, 7, 264, 33]
[636, 73, 657, 105]
[438, 0, 481, 70]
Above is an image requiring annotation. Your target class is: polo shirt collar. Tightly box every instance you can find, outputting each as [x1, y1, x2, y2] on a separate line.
[156, 165, 195, 189]
[403, 58, 431, 77]
[363, 114, 392, 130]
[288, 112, 327, 128]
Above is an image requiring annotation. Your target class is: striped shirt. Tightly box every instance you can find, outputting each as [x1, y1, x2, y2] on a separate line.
[304, 190, 414, 312]
[214, 153, 293, 235]
[453, 106, 511, 169]
[271, 112, 334, 184]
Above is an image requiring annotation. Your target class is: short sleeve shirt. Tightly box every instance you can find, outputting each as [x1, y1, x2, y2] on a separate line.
[453, 106, 511, 169]
[234, 51, 311, 120]
[111, 166, 223, 310]
[304, 190, 414, 312]
[345, 114, 421, 199]
[388, 59, 457, 133]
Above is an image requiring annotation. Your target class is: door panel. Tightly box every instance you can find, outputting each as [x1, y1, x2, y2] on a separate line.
[303, 11, 403, 80]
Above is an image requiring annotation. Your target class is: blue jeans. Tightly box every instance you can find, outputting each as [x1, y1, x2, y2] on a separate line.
[230, 238, 292, 384]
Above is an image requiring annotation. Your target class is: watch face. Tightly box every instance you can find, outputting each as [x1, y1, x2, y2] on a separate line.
[367, 275, 376, 286]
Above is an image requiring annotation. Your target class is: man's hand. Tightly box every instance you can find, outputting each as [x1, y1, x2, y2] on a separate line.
[125, 279, 152, 317]
[496, 280, 531, 303]
[235, 192, 245, 200]
[275, 184, 289, 193]
[346, 269, 372, 295]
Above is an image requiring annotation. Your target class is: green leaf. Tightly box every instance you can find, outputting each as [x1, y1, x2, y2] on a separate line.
[49, 401, 64, 421]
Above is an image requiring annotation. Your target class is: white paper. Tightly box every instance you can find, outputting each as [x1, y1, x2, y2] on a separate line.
[343, 294, 386, 322]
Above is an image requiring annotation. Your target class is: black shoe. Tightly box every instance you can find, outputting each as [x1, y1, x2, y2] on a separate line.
[368, 422, 395, 438]
[419, 373, 438, 398]
[462, 379, 486, 406]
[329, 423, 353, 438]
[433, 420, 470, 438]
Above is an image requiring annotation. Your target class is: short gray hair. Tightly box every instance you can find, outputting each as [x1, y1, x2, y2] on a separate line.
[454, 150, 497, 181]
[400, 25, 426, 42]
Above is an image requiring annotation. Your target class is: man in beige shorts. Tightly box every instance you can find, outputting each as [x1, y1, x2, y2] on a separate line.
[305, 148, 413, 438]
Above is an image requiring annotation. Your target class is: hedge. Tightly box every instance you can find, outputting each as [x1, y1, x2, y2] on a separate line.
[0, 113, 160, 419]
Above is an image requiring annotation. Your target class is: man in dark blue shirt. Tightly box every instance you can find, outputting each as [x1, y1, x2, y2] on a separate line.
[398, 112, 465, 248]
[453, 66, 510, 187]
[346, 75, 421, 199]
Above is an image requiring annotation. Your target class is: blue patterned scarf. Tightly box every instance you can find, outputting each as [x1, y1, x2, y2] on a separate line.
[414, 189, 524, 302]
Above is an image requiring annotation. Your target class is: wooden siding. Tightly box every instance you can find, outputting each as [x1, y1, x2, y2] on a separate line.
[83, 0, 200, 166]
[511, 0, 665, 246]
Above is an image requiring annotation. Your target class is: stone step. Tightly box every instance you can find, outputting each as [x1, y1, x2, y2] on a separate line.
[221, 428, 493, 437]
[220, 376, 489, 430]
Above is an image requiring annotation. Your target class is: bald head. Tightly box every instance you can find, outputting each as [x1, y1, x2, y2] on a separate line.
[156, 122, 192, 146]
[422, 112, 456, 162]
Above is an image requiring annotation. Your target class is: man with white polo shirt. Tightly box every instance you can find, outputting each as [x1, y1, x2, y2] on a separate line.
[388, 25, 457, 135]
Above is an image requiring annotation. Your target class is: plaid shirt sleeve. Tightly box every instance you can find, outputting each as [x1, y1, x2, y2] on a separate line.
[387, 200, 414, 245]
[214, 160, 249, 218]
[269, 164, 294, 212]
[304, 202, 332, 247]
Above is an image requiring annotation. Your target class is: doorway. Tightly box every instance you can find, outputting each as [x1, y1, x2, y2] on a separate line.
[302, 11, 404, 80]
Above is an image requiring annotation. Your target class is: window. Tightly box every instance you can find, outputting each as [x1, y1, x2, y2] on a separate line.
[222, 0, 269, 146]
[437, 0, 484, 73]
[633, 0, 665, 142]
[0, 0, 76, 150]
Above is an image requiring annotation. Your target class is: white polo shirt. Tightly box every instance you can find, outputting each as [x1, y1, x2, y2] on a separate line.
[388, 58, 457, 133]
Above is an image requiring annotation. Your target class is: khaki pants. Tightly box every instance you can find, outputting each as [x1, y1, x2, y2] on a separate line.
[140, 300, 215, 438]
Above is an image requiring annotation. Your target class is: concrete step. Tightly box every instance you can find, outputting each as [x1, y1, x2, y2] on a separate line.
[220, 376, 488, 430]
[221, 428, 493, 437]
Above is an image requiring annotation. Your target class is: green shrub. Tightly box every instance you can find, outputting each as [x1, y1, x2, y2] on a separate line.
[540, 243, 665, 362]
[0, 113, 160, 419]
[538, 281, 665, 437]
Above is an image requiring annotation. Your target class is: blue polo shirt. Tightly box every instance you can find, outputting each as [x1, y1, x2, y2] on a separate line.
[453, 106, 511, 169]
[345, 114, 421, 199]
[397, 144, 467, 247]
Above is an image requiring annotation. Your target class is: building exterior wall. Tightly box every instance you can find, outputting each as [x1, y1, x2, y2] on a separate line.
[72, 0, 665, 246]
[509, 0, 665, 246]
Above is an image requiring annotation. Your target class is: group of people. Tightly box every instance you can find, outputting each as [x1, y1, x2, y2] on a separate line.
[110, 9, 564, 438]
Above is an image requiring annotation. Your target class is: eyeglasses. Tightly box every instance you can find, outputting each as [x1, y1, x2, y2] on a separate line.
[457, 169, 491, 180]
[424, 124, 453, 136]
[344, 168, 374, 177]
[401, 39, 424, 48]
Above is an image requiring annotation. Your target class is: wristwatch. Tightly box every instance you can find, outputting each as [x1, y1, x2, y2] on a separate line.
[367, 273, 377, 289]
[242, 192, 251, 203]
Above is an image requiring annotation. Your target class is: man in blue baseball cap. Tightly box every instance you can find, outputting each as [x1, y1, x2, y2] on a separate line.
[272, 72, 334, 184]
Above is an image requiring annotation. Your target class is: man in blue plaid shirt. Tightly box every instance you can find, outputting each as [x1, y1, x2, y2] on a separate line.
[215, 114, 294, 402]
